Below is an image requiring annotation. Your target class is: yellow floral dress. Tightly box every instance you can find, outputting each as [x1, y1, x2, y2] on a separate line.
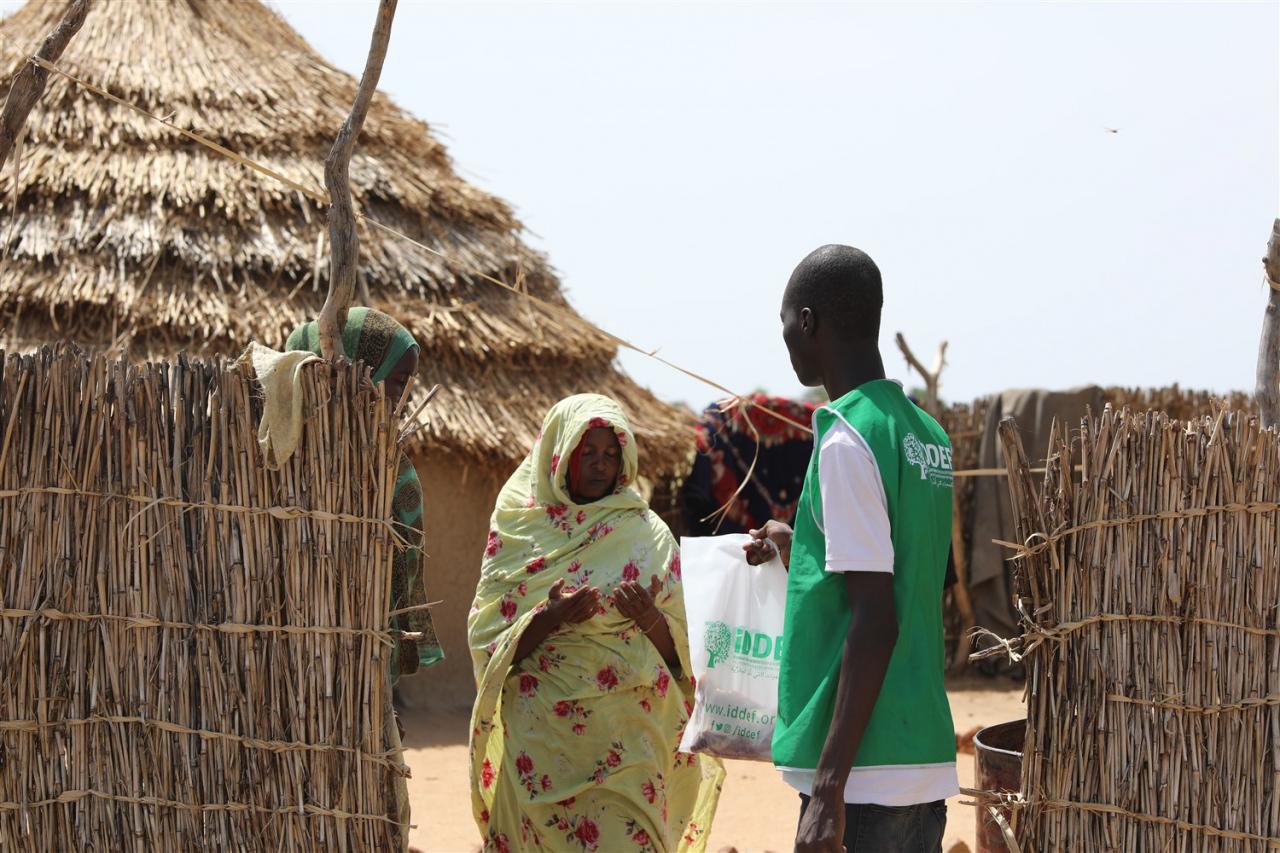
[468, 395, 723, 852]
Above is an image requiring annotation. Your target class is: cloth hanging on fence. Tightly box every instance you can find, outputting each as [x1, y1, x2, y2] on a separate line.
[245, 343, 320, 469]
[967, 386, 1104, 641]
[682, 394, 816, 535]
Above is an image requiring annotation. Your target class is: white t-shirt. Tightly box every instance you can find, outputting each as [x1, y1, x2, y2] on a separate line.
[778, 417, 958, 806]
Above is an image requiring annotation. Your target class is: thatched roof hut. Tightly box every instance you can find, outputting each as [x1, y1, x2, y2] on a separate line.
[0, 0, 692, 477]
[0, 0, 695, 706]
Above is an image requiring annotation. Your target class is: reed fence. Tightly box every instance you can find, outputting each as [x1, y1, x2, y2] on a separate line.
[996, 406, 1280, 851]
[1103, 385, 1257, 422]
[0, 346, 407, 850]
[940, 397, 989, 664]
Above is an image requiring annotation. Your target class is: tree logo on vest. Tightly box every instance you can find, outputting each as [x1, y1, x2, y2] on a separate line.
[903, 433, 953, 486]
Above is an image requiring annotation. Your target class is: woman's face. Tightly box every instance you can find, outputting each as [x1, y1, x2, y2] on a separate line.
[571, 427, 622, 502]
[383, 348, 419, 404]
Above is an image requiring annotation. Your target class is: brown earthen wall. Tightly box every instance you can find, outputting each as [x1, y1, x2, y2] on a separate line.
[397, 454, 505, 711]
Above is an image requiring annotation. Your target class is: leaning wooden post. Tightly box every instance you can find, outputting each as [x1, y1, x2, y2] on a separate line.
[1256, 219, 1280, 428]
[947, 498, 978, 673]
[0, 0, 92, 169]
[316, 0, 399, 361]
[895, 332, 976, 668]
[895, 331, 947, 417]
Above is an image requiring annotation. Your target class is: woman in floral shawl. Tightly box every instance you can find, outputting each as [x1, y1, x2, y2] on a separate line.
[468, 395, 722, 852]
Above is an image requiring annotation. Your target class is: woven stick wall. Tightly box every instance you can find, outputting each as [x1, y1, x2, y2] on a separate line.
[940, 397, 989, 663]
[999, 407, 1280, 851]
[0, 347, 406, 849]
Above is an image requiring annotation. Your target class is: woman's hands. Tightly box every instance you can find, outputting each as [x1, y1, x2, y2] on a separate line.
[544, 578, 600, 628]
[614, 574, 664, 631]
[615, 574, 680, 670]
[513, 578, 599, 667]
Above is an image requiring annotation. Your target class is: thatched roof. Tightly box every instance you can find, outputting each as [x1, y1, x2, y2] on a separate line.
[0, 0, 694, 477]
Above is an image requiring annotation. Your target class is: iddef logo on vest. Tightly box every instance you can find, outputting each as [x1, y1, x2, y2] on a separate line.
[902, 432, 953, 487]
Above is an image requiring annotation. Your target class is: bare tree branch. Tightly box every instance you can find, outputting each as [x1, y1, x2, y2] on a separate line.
[317, 0, 398, 361]
[0, 0, 92, 169]
[1257, 218, 1280, 428]
[930, 339, 948, 379]
[895, 331, 947, 417]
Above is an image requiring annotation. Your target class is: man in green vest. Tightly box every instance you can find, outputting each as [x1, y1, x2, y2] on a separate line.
[744, 245, 956, 852]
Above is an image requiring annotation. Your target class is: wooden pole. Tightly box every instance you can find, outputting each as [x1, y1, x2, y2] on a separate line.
[317, 0, 399, 361]
[948, 496, 977, 673]
[895, 331, 947, 417]
[1256, 218, 1280, 428]
[896, 332, 977, 670]
[0, 0, 92, 169]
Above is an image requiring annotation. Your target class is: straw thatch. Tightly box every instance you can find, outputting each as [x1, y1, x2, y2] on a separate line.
[0, 346, 408, 849]
[994, 407, 1280, 851]
[0, 0, 694, 478]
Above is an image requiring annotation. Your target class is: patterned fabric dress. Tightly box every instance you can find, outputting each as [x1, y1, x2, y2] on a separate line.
[682, 394, 816, 535]
[468, 395, 723, 852]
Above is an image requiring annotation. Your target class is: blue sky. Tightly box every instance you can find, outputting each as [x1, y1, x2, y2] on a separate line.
[12, 0, 1279, 408]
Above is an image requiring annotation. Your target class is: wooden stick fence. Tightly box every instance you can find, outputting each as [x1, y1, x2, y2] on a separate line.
[995, 406, 1280, 852]
[0, 346, 407, 850]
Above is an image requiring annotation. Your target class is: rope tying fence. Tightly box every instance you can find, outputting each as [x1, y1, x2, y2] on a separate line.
[0, 716, 407, 771]
[962, 789, 1280, 848]
[0, 789, 402, 824]
[0, 607, 424, 643]
[993, 499, 1280, 560]
[968, 611, 1280, 663]
[0, 485, 407, 541]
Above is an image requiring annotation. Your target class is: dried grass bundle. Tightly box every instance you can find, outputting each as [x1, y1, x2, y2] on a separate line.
[0, 346, 406, 850]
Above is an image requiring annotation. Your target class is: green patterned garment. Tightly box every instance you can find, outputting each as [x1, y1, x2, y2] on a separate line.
[286, 307, 442, 682]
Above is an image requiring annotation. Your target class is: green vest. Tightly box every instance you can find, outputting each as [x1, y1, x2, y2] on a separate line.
[772, 380, 955, 770]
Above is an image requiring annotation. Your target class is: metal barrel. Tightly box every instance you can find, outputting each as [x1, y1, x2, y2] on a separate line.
[973, 719, 1024, 853]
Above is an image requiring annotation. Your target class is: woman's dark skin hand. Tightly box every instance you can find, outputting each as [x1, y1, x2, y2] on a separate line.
[546, 578, 601, 625]
[614, 574, 679, 670]
[512, 578, 600, 666]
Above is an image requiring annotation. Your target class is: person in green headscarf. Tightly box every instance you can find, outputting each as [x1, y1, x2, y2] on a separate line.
[285, 307, 442, 679]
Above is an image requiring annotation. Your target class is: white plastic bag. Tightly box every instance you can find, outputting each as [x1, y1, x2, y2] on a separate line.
[678, 533, 787, 762]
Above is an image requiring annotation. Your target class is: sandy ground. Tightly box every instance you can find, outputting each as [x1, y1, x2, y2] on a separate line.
[402, 675, 1024, 852]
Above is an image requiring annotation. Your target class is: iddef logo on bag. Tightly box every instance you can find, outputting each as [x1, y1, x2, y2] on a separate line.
[704, 620, 783, 670]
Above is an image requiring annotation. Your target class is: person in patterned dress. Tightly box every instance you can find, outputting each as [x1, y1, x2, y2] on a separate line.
[468, 394, 722, 852]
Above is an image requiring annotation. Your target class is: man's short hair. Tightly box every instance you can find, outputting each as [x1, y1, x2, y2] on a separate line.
[785, 244, 883, 340]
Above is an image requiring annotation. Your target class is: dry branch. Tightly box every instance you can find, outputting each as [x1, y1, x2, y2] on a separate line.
[0, 0, 91, 169]
[1257, 218, 1280, 428]
[895, 332, 947, 417]
[318, 0, 399, 360]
